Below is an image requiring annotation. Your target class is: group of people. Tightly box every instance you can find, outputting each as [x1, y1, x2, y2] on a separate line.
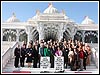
[14, 38, 91, 71]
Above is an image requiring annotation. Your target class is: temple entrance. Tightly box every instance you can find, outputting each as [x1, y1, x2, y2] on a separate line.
[44, 35, 58, 42]
[43, 29, 58, 42]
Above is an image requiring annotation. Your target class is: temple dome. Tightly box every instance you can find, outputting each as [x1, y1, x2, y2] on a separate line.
[81, 16, 95, 24]
[6, 13, 20, 23]
[43, 3, 59, 14]
[32, 15, 38, 20]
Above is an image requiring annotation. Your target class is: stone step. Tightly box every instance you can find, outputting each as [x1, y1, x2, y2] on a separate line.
[3, 67, 98, 73]
[3, 65, 98, 72]
[2, 58, 98, 73]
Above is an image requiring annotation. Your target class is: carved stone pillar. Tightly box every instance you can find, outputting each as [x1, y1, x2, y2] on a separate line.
[37, 22, 44, 41]
[58, 23, 64, 42]
[2, 29, 5, 41]
[70, 27, 77, 41]
[25, 26, 33, 44]
[16, 29, 20, 42]
[82, 30, 85, 43]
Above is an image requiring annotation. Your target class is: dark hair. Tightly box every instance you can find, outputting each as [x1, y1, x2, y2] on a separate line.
[70, 44, 72, 48]
[23, 44, 26, 46]
[55, 43, 57, 45]
[82, 44, 85, 46]
[41, 42, 44, 44]
[57, 46, 61, 50]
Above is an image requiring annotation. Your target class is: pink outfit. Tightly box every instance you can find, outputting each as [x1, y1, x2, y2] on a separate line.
[55, 50, 62, 56]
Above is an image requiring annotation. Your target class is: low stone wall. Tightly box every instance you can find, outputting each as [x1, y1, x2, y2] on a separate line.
[2, 42, 18, 68]
[2, 48, 12, 68]
[91, 48, 98, 68]
[88, 43, 98, 50]
[2, 41, 16, 54]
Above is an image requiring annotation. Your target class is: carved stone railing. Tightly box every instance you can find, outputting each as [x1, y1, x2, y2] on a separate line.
[88, 43, 98, 49]
[2, 42, 18, 68]
[91, 48, 98, 68]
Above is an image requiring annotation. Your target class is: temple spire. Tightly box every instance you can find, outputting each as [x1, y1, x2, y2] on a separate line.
[12, 12, 16, 17]
[36, 9, 40, 15]
[84, 16, 88, 19]
[62, 9, 66, 15]
[48, 2, 53, 7]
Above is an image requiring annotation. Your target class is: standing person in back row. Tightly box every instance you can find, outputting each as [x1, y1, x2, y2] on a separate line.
[22, 41, 27, 49]
[79, 45, 84, 71]
[14, 44, 20, 68]
[83, 45, 88, 70]
[55, 46, 63, 57]
[33, 43, 39, 68]
[68, 46, 74, 71]
[86, 45, 91, 66]
[26, 43, 34, 68]
[38, 42, 44, 68]
[62, 44, 69, 69]
[20, 44, 26, 67]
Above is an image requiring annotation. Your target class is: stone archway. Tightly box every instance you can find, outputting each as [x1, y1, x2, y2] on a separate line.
[19, 30, 27, 43]
[85, 31, 98, 43]
[43, 24, 59, 42]
[31, 29, 39, 42]
[36, 21, 78, 42]
[37, 22, 61, 42]
[74, 31, 82, 42]
[3, 29, 16, 41]
[63, 25, 77, 41]
[63, 30, 70, 41]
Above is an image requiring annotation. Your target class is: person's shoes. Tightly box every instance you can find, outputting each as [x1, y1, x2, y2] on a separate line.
[79, 69, 83, 71]
[84, 68, 86, 70]
[15, 66, 19, 68]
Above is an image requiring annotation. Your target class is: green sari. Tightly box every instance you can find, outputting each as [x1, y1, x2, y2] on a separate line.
[44, 48, 51, 57]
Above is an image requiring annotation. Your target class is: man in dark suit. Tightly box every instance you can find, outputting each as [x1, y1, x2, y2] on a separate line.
[14, 44, 20, 68]
[83, 45, 88, 70]
[62, 46, 69, 68]
[33, 44, 39, 68]
[20, 44, 26, 67]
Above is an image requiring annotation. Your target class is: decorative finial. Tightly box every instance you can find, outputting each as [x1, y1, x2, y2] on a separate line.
[48, 2, 53, 7]
[12, 12, 16, 17]
[84, 16, 88, 19]
[36, 9, 40, 15]
[62, 9, 66, 14]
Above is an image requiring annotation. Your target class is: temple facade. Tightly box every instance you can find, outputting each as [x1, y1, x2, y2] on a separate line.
[2, 3, 98, 43]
